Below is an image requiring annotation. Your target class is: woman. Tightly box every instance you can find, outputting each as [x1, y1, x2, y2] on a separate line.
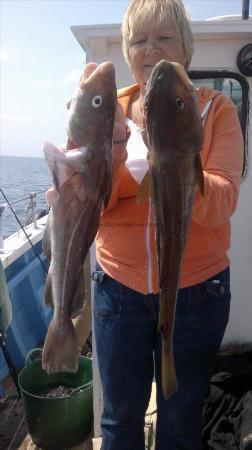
[92, 1, 244, 449]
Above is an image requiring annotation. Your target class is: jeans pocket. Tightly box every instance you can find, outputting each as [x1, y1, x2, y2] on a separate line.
[189, 269, 231, 330]
[93, 268, 123, 319]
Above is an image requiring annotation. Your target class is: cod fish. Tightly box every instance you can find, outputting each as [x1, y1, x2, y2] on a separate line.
[138, 60, 204, 399]
[42, 62, 116, 374]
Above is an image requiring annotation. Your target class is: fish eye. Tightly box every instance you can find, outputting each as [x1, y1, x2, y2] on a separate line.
[92, 95, 103, 108]
[175, 97, 184, 110]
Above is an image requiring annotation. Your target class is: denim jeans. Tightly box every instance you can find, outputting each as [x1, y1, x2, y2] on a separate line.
[93, 265, 231, 450]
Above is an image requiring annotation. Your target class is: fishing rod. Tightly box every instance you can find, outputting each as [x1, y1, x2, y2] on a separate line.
[0, 329, 21, 398]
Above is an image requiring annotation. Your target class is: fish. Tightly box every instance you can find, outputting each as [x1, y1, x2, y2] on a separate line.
[42, 61, 117, 374]
[138, 60, 204, 399]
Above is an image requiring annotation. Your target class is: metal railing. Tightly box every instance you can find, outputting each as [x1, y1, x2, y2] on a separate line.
[0, 189, 48, 252]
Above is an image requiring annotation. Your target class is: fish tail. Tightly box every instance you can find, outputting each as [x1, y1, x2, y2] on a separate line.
[162, 342, 178, 400]
[42, 317, 79, 374]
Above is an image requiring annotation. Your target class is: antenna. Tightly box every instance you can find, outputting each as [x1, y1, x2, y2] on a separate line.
[242, 0, 250, 19]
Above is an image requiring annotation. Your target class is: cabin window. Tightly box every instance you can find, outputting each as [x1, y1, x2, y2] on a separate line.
[188, 71, 249, 178]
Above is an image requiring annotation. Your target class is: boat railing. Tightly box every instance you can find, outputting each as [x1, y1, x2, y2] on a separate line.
[0, 189, 48, 253]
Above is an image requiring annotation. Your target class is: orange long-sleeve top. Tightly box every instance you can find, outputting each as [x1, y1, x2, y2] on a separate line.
[96, 84, 244, 293]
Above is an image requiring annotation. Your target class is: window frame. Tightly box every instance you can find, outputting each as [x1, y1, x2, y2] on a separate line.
[188, 70, 249, 179]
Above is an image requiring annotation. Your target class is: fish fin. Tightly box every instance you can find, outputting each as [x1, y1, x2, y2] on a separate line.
[103, 178, 112, 209]
[43, 142, 64, 182]
[43, 215, 51, 260]
[44, 269, 54, 309]
[54, 144, 97, 201]
[136, 170, 151, 205]
[66, 137, 77, 150]
[44, 141, 98, 201]
[44, 141, 94, 195]
[72, 299, 92, 350]
[162, 342, 178, 400]
[56, 147, 97, 201]
[72, 254, 92, 349]
[195, 153, 204, 196]
[52, 165, 60, 192]
[103, 192, 110, 210]
[46, 187, 59, 207]
[69, 270, 86, 317]
[42, 318, 79, 374]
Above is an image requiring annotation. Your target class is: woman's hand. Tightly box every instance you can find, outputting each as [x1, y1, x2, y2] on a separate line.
[113, 102, 128, 144]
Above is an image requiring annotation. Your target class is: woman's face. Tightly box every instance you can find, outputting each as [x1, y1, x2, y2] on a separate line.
[128, 17, 185, 85]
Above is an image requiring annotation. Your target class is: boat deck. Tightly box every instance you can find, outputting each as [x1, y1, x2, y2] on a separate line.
[0, 388, 27, 449]
[0, 374, 156, 450]
[0, 375, 93, 450]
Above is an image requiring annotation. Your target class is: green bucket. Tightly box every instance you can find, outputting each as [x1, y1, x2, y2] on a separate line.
[18, 349, 93, 449]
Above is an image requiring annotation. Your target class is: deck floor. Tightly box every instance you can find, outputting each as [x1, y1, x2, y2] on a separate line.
[0, 373, 27, 449]
[0, 374, 93, 450]
[0, 375, 157, 450]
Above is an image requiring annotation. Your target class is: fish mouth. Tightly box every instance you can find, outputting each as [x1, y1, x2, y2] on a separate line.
[84, 61, 116, 87]
[143, 64, 155, 78]
[97, 61, 115, 76]
[143, 60, 170, 110]
[143, 64, 156, 81]
[143, 60, 167, 74]
[143, 60, 167, 86]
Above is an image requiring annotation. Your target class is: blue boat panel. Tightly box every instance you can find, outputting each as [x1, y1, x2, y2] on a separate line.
[0, 240, 53, 391]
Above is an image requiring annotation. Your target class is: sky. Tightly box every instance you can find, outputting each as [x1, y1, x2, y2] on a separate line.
[0, 0, 245, 158]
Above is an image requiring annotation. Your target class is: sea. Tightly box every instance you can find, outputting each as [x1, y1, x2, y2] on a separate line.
[0, 155, 51, 238]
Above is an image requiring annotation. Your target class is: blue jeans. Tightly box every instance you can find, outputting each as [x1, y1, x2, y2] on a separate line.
[93, 266, 230, 450]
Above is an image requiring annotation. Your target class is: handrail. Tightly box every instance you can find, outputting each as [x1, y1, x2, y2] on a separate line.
[0, 189, 48, 252]
[0, 189, 47, 210]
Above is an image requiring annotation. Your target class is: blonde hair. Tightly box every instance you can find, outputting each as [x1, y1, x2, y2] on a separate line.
[122, 0, 193, 70]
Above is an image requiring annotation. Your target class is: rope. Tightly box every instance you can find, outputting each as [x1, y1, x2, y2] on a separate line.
[0, 189, 48, 274]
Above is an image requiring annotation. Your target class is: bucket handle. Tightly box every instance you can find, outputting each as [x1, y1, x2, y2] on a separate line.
[70, 383, 91, 396]
[25, 348, 43, 366]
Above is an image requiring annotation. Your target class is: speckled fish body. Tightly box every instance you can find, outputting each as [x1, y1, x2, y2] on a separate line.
[42, 62, 116, 374]
[143, 60, 204, 399]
